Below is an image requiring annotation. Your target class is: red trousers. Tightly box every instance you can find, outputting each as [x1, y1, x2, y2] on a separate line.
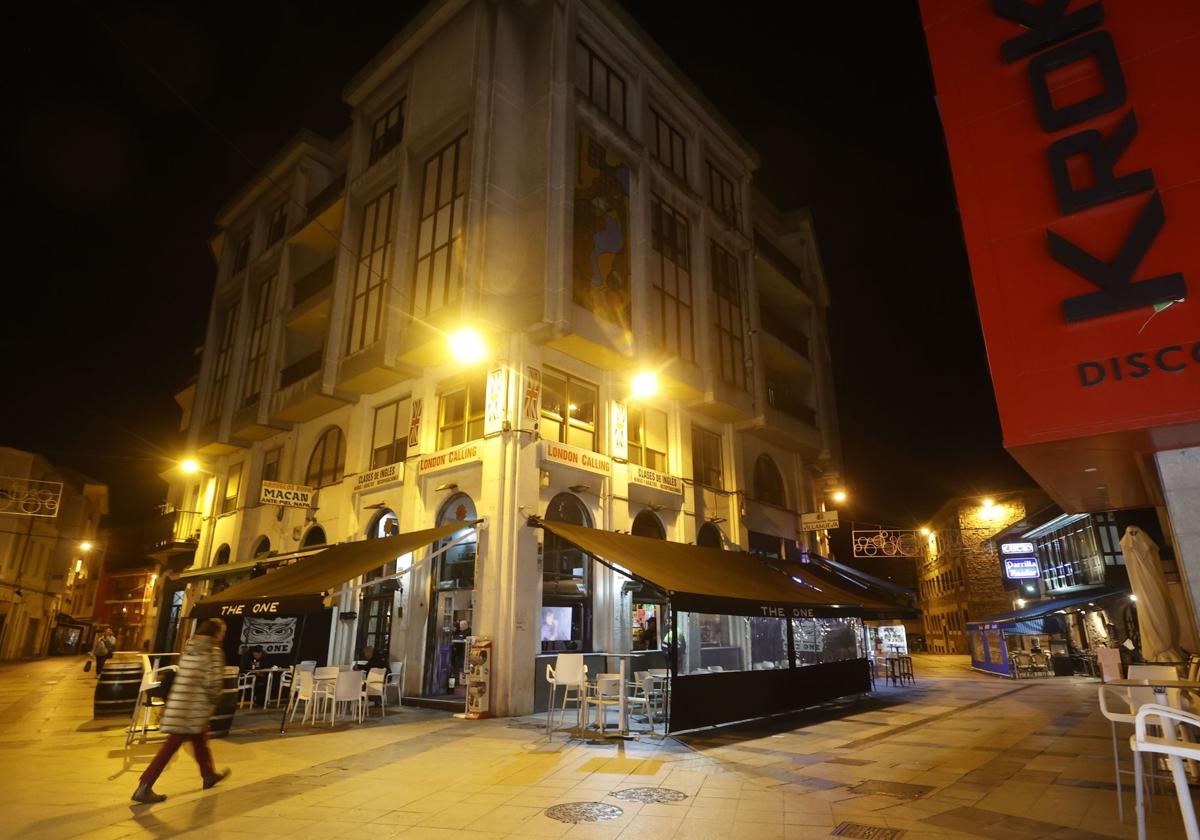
[139, 733, 214, 785]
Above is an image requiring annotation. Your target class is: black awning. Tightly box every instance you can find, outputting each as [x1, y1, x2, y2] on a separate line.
[969, 588, 1128, 629]
[190, 521, 475, 619]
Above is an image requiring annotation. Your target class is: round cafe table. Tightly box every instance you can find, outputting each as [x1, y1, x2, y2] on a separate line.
[245, 666, 287, 708]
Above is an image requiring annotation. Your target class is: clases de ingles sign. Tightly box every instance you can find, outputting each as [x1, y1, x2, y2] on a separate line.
[920, 0, 1199, 445]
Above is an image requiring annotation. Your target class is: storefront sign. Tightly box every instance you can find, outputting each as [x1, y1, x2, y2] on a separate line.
[1004, 557, 1041, 580]
[628, 465, 682, 495]
[1001, 541, 1036, 556]
[539, 440, 612, 476]
[260, 480, 315, 508]
[239, 617, 296, 654]
[611, 401, 628, 460]
[354, 461, 404, 494]
[484, 368, 507, 435]
[417, 441, 483, 475]
[522, 366, 541, 430]
[800, 510, 840, 532]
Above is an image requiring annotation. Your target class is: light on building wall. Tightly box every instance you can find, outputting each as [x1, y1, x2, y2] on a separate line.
[832, 490, 847, 504]
[982, 497, 995, 508]
[181, 458, 201, 474]
[74, 559, 83, 573]
[919, 527, 930, 536]
[1016, 599, 1026, 608]
[448, 328, 487, 365]
[149, 573, 158, 588]
[1130, 594, 1138, 602]
[631, 370, 658, 400]
[80, 541, 93, 552]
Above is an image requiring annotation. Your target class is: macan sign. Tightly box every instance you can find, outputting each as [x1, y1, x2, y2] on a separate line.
[920, 0, 1200, 457]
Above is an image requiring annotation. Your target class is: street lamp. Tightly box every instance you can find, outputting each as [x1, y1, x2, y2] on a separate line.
[630, 370, 658, 400]
[180, 458, 201, 475]
[982, 497, 995, 508]
[832, 490, 847, 504]
[80, 541, 93, 552]
[919, 527, 930, 536]
[447, 327, 487, 365]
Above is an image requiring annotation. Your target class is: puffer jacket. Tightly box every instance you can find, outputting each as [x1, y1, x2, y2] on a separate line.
[160, 635, 225, 735]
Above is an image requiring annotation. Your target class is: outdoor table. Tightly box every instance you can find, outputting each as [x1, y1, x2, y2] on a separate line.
[245, 666, 287, 708]
[581, 653, 638, 739]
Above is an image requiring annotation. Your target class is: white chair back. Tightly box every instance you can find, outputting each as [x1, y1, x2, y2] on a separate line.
[314, 665, 339, 682]
[297, 661, 317, 673]
[553, 653, 586, 686]
[1129, 664, 1181, 709]
[295, 670, 315, 700]
[595, 673, 622, 698]
[334, 669, 363, 701]
[366, 667, 387, 692]
[390, 660, 404, 675]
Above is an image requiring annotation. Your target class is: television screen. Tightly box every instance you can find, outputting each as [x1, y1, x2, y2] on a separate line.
[540, 606, 573, 642]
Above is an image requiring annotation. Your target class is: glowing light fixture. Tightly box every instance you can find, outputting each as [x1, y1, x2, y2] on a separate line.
[982, 497, 995, 508]
[1016, 599, 1026, 608]
[448, 328, 487, 365]
[80, 541, 93, 552]
[1130, 594, 1138, 602]
[181, 458, 201, 474]
[631, 370, 658, 400]
[919, 527, 931, 536]
[832, 490, 847, 504]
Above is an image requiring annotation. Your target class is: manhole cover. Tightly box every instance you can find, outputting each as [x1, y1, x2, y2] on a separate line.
[848, 779, 934, 800]
[544, 802, 624, 823]
[611, 787, 688, 803]
[832, 822, 904, 839]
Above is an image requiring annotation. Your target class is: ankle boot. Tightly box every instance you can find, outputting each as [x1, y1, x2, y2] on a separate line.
[131, 783, 167, 804]
[202, 769, 230, 790]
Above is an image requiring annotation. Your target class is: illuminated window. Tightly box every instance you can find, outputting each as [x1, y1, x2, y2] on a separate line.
[575, 39, 626, 128]
[651, 108, 687, 181]
[369, 100, 405, 164]
[650, 195, 694, 361]
[220, 463, 242, 515]
[347, 189, 394, 354]
[711, 242, 745, 389]
[305, 427, 345, 488]
[413, 134, 469, 316]
[437, 380, 485, 449]
[627, 405, 667, 472]
[205, 302, 240, 424]
[370, 397, 411, 468]
[691, 426, 723, 489]
[540, 368, 598, 452]
[242, 275, 275, 405]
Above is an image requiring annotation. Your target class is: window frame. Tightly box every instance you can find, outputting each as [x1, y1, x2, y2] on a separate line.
[205, 302, 240, 424]
[305, 427, 346, 489]
[231, 234, 251, 274]
[649, 194, 695, 361]
[413, 133, 469, 317]
[691, 425, 723, 489]
[437, 380, 486, 450]
[752, 454, 786, 507]
[241, 275, 275, 405]
[221, 462, 242, 515]
[627, 404, 668, 472]
[711, 241, 746, 389]
[707, 161, 740, 229]
[369, 99, 406, 165]
[576, 38, 627, 128]
[539, 368, 600, 452]
[370, 397, 411, 469]
[650, 108, 688, 182]
[261, 447, 281, 485]
[266, 204, 288, 247]
[347, 188, 395, 355]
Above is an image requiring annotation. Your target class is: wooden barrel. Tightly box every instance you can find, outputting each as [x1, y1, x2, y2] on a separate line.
[209, 666, 239, 738]
[94, 660, 144, 718]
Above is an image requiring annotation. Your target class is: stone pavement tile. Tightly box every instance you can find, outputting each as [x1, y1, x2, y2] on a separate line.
[680, 804, 736, 826]
[417, 802, 501, 829]
[373, 810, 430, 827]
[518, 814, 574, 838]
[670, 816, 735, 839]
[560, 824, 623, 839]
[781, 808, 834, 827]
[616, 814, 683, 839]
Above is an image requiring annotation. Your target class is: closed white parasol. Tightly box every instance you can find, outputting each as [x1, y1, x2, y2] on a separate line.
[1119, 525, 1186, 663]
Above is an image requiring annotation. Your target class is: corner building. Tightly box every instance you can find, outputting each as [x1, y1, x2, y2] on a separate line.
[168, 0, 841, 716]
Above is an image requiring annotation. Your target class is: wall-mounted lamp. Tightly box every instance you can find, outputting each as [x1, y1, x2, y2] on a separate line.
[362, 502, 388, 510]
[707, 516, 726, 524]
[568, 484, 590, 494]
[435, 482, 459, 492]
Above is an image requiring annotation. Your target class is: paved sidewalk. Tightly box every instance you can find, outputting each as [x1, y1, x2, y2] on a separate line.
[0, 654, 1192, 839]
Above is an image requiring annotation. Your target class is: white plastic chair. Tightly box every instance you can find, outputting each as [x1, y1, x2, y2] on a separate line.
[626, 671, 662, 730]
[545, 654, 587, 736]
[364, 667, 387, 717]
[384, 661, 405, 705]
[584, 674, 623, 735]
[1099, 664, 1181, 821]
[289, 670, 323, 724]
[329, 670, 365, 726]
[1133, 704, 1200, 840]
[236, 672, 256, 709]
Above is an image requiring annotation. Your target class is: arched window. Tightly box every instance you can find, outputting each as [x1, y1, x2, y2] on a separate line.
[368, 509, 400, 540]
[301, 525, 326, 548]
[697, 522, 724, 549]
[213, 544, 231, 565]
[434, 494, 477, 588]
[631, 510, 665, 540]
[753, 454, 786, 507]
[305, 427, 346, 488]
[251, 536, 271, 557]
[542, 492, 594, 652]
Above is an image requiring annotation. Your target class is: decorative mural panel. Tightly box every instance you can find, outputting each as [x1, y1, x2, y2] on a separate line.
[574, 131, 632, 348]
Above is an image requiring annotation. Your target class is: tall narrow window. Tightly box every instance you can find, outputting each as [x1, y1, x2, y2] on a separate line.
[242, 275, 275, 405]
[753, 454, 786, 507]
[707, 162, 739, 229]
[413, 134, 469, 316]
[575, 40, 626, 128]
[627, 406, 668, 472]
[369, 100, 405, 164]
[711, 242, 746, 389]
[305, 427, 346, 488]
[651, 109, 687, 181]
[371, 397, 411, 468]
[691, 425, 723, 489]
[205, 303, 240, 424]
[540, 369, 598, 452]
[221, 463, 242, 514]
[266, 204, 288, 246]
[347, 189, 395, 355]
[649, 195, 694, 361]
[231, 234, 251, 273]
[437, 380, 485, 449]
[261, 447, 281, 484]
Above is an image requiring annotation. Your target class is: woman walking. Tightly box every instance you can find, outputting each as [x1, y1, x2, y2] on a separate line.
[131, 618, 231, 804]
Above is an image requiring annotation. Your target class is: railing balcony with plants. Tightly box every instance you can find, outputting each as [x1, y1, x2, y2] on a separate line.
[148, 506, 203, 552]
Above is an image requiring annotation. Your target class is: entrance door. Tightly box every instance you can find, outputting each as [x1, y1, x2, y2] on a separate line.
[357, 585, 395, 659]
[423, 589, 472, 698]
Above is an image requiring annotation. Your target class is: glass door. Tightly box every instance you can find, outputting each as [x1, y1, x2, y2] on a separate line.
[423, 589, 472, 698]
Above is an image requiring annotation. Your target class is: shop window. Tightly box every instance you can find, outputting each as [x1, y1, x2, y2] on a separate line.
[413, 133, 469, 316]
[649, 195, 694, 361]
[676, 613, 789, 674]
[305, 427, 346, 488]
[712, 242, 746, 389]
[434, 494, 476, 589]
[301, 525, 326, 547]
[369, 99, 405, 164]
[752, 454, 786, 507]
[542, 492, 593, 653]
[575, 39, 626, 127]
[371, 397, 411, 468]
[540, 368, 598, 451]
[220, 463, 242, 514]
[627, 405, 667, 471]
[347, 188, 394, 355]
[691, 426, 723, 489]
[792, 617, 864, 667]
[437, 380, 485, 449]
[696, 522, 724, 549]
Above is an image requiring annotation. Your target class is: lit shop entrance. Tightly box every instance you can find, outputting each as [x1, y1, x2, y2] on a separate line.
[356, 509, 403, 660]
[422, 493, 477, 700]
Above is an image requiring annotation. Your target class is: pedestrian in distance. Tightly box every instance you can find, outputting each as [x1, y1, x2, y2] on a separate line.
[131, 618, 231, 804]
[92, 631, 111, 676]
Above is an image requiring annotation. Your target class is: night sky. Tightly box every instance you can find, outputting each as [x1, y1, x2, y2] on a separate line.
[7, 1, 1030, 534]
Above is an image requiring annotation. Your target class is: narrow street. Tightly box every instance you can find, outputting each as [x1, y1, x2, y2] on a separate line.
[1, 654, 1190, 839]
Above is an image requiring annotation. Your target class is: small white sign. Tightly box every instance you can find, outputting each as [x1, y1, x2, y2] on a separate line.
[354, 461, 405, 494]
[628, 465, 682, 495]
[800, 510, 840, 532]
[260, 480, 315, 508]
[1004, 557, 1041, 580]
[417, 441, 483, 475]
[1001, 541, 1036, 555]
[539, 440, 612, 476]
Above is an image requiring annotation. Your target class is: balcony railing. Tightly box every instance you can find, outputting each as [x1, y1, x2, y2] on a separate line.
[280, 349, 323, 387]
[305, 174, 345, 218]
[765, 376, 817, 426]
[293, 259, 335, 308]
[759, 308, 810, 359]
[148, 507, 202, 552]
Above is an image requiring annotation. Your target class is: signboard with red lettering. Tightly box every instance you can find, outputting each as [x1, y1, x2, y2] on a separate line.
[920, 0, 1200, 507]
[539, 440, 612, 477]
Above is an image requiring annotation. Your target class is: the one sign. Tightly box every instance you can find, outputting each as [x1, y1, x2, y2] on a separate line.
[484, 368, 507, 435]
[239, 617, 297, 654]
[260, 480, 315, 508]
[406, 398, 422, 453]
[1001, 541, 1036, 556]
[539, 440, 612, 476]
[800, 510, 840, 533]
[628, 465, 682, 495]
[611, 401, 628, 460]
[1004, 558, 1041, 580]
[417, 441, 483, 475]
[354, 461, 405, 494]
[522, 366, 541, 430]
[0, 476, 63, 518]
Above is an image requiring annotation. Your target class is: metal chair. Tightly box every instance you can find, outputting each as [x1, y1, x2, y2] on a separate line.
[1098, 665, 1180, 822]
[1133, 704, 1200, 840]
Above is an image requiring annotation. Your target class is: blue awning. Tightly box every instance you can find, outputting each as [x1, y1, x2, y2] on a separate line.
[968, 589, 1128, 630]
